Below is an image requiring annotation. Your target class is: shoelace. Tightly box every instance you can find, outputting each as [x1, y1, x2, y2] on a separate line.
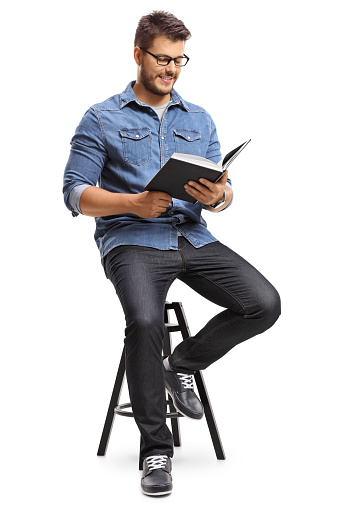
[177, 373, 194, 389]
[146, 455, 168, 472]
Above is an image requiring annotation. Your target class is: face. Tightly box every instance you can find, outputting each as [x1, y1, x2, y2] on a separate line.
[134, 36, 185, 101]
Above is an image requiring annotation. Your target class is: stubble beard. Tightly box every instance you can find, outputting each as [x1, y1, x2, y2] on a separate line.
[139, 65, 178, 97]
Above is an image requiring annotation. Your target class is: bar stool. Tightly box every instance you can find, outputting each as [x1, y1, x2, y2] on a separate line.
[97, 301, 226, 469]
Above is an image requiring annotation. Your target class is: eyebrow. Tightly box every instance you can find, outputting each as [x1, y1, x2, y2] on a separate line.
[156, 53, 185, 58]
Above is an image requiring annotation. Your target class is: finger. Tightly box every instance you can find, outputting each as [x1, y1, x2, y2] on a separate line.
[149, 191, 172, 202]
[218, 171, 229, 185]
[158, 192, 172, 202]
[185, 184, 209, 201]
[154, 208, 166, 217]
[197, 178, 215, 191]
[199, 172, 228, 189]
[184, 183, 201, 196]
[186, 180, 211, 194]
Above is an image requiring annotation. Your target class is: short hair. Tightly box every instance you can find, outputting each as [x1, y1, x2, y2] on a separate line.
[134, 10, 191, 49]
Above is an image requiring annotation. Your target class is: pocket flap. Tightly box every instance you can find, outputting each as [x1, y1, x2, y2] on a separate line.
[119, 128, 151, 140]
[173, 129, 201, 142]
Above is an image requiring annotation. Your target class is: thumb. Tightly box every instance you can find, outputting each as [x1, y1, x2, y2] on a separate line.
[219, 170, 229, 185]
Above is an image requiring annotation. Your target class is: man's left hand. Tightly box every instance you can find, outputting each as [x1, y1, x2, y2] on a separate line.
[184, 170, 228, 206]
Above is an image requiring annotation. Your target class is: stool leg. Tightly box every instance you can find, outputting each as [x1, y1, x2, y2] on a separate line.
[172, 302, 226, 460]
[97, 347, 125, 456]
[194, 371, 226, 460]
[163, 306, 181, 447]
[139, 436, 143, 470]
[167, 395, 181, 446]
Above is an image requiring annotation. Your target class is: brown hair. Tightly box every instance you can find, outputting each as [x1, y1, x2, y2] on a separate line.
[134, 10, 191, 49]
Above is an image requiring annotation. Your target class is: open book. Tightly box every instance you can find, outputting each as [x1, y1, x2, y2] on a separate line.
[144, 139, 251, 203]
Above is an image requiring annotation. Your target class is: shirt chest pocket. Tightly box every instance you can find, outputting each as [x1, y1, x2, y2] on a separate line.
[119, 128, 152, 165]
[173, 129, 201, 156]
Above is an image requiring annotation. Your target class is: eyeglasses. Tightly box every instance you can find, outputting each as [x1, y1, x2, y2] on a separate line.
[139, 47, 189, 67]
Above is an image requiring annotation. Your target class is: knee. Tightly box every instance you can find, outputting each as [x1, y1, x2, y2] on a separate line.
[124, 313, 165, 346]
[258, 284, 281, 329]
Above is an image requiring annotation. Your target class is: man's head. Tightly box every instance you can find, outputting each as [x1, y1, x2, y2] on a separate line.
[133, 11, 191, 105]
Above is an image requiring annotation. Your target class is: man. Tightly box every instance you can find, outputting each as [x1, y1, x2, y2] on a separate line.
[63, 10, 281, 497]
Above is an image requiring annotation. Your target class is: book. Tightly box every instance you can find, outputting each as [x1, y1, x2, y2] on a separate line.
[144, 139, 251, 203]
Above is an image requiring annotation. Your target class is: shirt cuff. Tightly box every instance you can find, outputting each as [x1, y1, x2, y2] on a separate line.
[69, 184, 91, 215]
[224, 181, 233, 209]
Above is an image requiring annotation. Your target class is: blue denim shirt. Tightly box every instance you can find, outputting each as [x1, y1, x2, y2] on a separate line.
[63, 81, 232, 263]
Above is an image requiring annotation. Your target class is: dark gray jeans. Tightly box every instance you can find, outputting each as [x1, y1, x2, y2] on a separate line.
[104, 237, 281, 459]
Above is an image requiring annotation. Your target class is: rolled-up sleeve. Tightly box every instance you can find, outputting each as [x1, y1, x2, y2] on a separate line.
[224, 174, 233, 210]
[62, 108, 108, 216]
[69, 183, 91, 215]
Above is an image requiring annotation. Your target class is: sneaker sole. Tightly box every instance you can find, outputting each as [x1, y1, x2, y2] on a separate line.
[141, 486, 172, 496]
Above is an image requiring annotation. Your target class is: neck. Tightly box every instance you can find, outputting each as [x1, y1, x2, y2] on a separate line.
[132, 81, 171, 106]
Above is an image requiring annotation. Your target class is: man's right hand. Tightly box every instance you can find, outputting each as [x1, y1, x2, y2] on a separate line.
[131, 191, 172, 219]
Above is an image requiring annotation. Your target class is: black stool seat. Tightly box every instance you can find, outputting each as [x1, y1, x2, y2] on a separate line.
[97, 301, 225, 469]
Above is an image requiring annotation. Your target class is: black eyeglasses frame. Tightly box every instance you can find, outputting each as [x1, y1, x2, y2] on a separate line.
[139, 47, 190, 67]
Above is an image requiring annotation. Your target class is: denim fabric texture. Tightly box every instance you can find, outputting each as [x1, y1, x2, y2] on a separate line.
[63, 81, 280, 461]
[63, 81, 232, 263]
[104, 237, 281, 459]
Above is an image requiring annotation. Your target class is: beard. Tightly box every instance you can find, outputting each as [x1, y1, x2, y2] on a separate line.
[139, 64, 178, 96]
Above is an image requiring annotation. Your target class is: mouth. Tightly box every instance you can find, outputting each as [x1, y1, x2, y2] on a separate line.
[159, 75, 174, 84]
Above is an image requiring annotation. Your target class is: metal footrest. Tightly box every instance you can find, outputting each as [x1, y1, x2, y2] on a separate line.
[115, 400, 184, 418]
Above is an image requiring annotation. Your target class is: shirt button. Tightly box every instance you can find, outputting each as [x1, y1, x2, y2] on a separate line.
[161, 136, 165, 140]
[136, 135, 139, 138]
[188, 136, 191, 140]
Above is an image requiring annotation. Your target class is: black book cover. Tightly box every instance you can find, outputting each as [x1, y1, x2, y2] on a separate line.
[144, 139, 250, 203]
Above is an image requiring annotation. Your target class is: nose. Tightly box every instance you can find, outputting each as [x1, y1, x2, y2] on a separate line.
[165, 59, 176, 74]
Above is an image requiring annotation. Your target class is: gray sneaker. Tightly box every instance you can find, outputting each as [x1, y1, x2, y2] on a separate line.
[141, 455, 172, 496]
[164, 369, 204, 419]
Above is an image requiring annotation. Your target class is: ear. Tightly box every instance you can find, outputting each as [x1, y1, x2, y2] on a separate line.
[134, 47, 142, 66]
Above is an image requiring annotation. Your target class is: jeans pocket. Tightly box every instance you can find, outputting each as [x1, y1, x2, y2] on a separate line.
[119, 128, 152, 165]
[173, 129, 201, 155]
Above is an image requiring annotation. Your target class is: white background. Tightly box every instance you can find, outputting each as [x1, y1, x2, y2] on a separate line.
[1, 0, 338, 507]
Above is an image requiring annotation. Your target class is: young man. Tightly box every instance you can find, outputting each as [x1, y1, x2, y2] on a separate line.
[63, 11, 281, 497]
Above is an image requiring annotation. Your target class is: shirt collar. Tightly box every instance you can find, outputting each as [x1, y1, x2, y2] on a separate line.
[119, 81, 190, 112]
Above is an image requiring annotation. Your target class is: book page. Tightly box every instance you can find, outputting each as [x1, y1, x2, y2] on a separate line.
[171, 152, 220, 170]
